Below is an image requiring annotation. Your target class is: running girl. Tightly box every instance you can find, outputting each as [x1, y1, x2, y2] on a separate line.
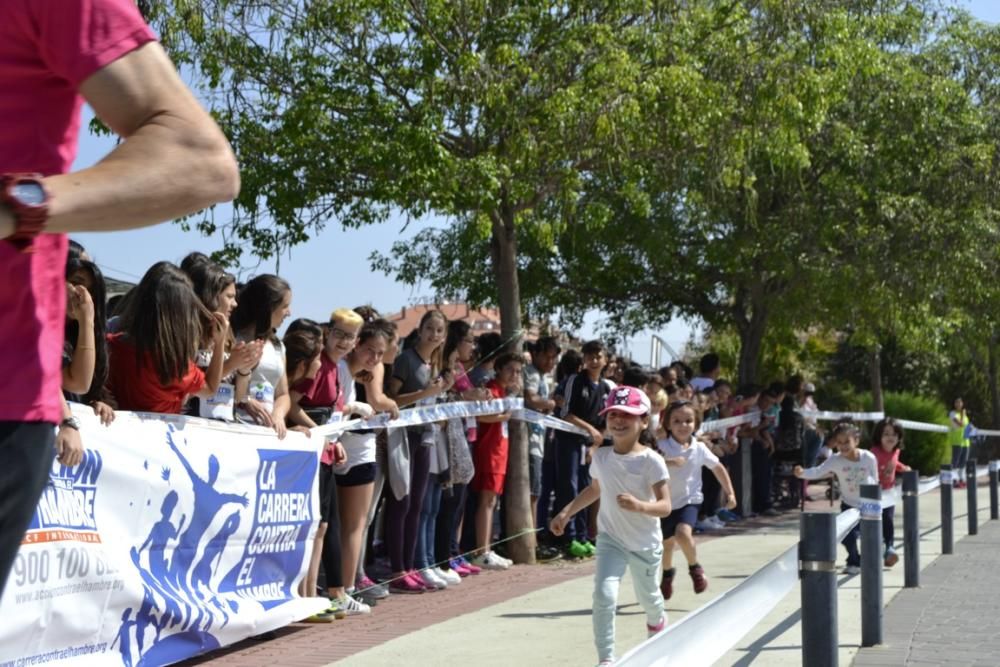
[657, 400, 737, 599]
[794, 421, 878, 574]
[550, 386, 671, 666]
[870, 417, 911, 567]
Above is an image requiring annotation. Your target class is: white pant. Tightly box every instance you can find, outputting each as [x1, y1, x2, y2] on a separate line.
[592, 532, 666, 662]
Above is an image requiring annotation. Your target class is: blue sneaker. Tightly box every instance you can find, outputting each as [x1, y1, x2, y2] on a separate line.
[717, 509, 740, 522]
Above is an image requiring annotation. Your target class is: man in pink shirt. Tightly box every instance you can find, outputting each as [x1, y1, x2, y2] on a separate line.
[0, 0, 239, 597]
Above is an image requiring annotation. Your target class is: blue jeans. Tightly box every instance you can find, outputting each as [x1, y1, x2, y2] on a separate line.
[416, 474, 442, 569]
[554, 436, 585, 542]
[593, 533, 665, 663]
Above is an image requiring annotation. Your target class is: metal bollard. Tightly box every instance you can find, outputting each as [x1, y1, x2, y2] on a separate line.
[967, 460, 978, 536]
[990, 461, 999, 521]
[860, 484, 883, 647]
[737, 436, 753, 517]
[800, 512, 839, 667]
[902, 470, 920, 588]
[940, 464, 954, 555]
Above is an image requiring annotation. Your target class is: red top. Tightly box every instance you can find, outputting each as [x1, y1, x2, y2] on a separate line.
[0, 0, 155, 423]
[106, 333, 205, 414]
[294, 352, 342, 409]
[475, 380, 509, 475]
[872, 446, 907, 490]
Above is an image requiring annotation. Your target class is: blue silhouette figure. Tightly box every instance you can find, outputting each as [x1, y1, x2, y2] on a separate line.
[191, 510, 242, 631]
[132, 490, 186, 629]
[164, 428, 247, 629]
[112, 608, 136, 667]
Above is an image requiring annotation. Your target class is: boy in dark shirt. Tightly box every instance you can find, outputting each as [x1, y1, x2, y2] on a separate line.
[553, 340, 614, 557]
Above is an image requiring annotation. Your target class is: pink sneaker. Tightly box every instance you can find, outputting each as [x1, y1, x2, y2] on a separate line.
[389, 572, 425, 594]
[646, 615, 666, 638]
[449, 559, 472, 577]
[457, 556, 481, 575]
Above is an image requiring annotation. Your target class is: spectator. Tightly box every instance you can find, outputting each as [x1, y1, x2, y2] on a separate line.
[62, 256, 114, 424]
[467, 332, 504, 387]
[524, 336, 561, 561]
[691, 353, 721, 392]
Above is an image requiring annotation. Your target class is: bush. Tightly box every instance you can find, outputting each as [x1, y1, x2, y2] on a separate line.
[860, 392, 950, 475]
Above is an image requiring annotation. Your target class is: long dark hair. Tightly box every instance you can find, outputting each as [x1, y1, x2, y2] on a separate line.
[65, 257, 108, 402]
[119, 262, 209, 385]
[230, 274, 290, 345]
[443, 320, 472, 370]
[185, 261, 236, 313]
[283, 330, 322, 382]
[871, 417, 904, 451]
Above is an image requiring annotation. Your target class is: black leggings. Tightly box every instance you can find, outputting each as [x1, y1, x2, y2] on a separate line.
[0, 422, 55, 598]
[385, 430, 432, 572]
[320, 463, 342, 590]
[882, 505, 895, 550]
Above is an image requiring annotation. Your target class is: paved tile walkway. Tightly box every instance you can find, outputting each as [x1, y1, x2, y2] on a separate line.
[854, 518, 1000, 667]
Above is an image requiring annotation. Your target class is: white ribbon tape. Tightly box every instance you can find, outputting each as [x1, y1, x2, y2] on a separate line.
[797, 410, 885, 422]
[895, 419, 949, 434]
[969, 427, 1000, 437]
[310, 398, 525, 438]
[512, 409, 592, 438]
[699, 411, 760, 434]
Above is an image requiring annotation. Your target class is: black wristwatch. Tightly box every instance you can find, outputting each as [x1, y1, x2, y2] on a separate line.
[60, 416, 82, 431]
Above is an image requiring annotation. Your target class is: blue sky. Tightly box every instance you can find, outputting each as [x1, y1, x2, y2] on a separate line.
[70, 0, 998, 364]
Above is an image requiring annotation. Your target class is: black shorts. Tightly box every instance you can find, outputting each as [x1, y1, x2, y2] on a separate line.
[319, 463, 336, 522]
[660, 504, 699, 538]
[335, 462, 377, 487]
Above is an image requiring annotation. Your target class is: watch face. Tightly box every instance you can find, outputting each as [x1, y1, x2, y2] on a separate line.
[12, 181, 46, 206]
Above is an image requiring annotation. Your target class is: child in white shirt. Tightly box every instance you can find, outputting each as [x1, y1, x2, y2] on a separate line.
[551, 386, 671, 666]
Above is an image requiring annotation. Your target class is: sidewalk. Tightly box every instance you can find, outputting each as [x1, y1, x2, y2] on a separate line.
[853, 517, 1000, 667]
[720, 479, 996, 666]
[183, 514, 801, 666]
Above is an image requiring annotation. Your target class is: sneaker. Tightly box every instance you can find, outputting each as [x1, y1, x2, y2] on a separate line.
[417, 568, 447, 589]
[303, 607, 341, 623]
[689, 564, 709, 594]
[597, 660, 614, 666]
[706, 516, 726, 529]
[646, 615, 667, 638]
[843, 565, 861, 575]
[389, 573, 426, 594]
[695, 518, 720, 532]
[336, 594, 371, 616]
[435, 566, 462, 585]
[356, 575, 389, 600]
[660, 568, 675, 601]
[582, 540, 597, 556]
[717, 509, 740, 522]
[456, 556, 481, 575]
[761, 508, 781, 517]
[536, 545, 563, 562]
[449, 558, 472, 576]
[567, 540, 591, 559]
[471, 551, 509, 570]
[345, 586, 376, 607]
[884, 548, 899, 568]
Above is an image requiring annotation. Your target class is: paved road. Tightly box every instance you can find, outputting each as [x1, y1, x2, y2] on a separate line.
[854, 518, 1000, 667]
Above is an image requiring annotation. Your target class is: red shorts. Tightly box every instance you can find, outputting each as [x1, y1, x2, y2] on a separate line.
[472, 470, 506, 495]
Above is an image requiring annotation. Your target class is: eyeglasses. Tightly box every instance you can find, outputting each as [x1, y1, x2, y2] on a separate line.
[329, 327, 358, 342]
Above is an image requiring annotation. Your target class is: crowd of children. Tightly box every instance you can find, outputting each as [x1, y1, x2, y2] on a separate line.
[61, 243, 939, 664]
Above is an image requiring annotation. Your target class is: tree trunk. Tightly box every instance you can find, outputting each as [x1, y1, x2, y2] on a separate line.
[736, 306, 768, 386]
[869, 345, 884, 413]
[989, 333, 1000, 431]
[489, 206, 535, 565]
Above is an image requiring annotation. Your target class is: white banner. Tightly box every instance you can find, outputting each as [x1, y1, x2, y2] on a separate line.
[0, 406, 327, 666]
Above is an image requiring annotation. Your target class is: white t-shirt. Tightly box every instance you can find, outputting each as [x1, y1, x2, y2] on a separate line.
[195, 348, 235, 421]
[656, 436, 721, 508]
[236, 337, 284, 418]
[690, 376, 715, 392]
[589, 446, 669, 552]
[335, 359, 377, 473]
[798, 450, 878, 508]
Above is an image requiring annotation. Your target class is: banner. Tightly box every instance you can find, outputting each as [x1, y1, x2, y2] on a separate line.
[0, 407, 327, 667]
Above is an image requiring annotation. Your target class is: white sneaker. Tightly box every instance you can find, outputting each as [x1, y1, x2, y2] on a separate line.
[417, 567, 448, 589]
[497, 553, 514, 567]
[434, 566, 461, 585]
[337, 594, 371, 616]
[843, 565, 860, 575]
[471, 551, 509, 570]
[707, 516, 726, 529]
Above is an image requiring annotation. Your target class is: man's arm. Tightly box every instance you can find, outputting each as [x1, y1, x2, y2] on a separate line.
[0, 42, 239, 237]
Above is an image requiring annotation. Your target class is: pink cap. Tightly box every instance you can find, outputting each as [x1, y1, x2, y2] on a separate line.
[600, 386, 652, 416]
